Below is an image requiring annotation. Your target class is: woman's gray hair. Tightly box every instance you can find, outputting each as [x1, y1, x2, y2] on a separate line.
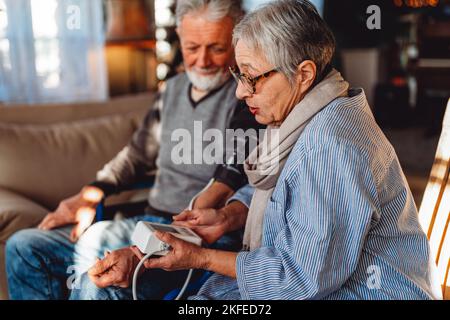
[176, 0, 244, 26]
[233, 0, 335, 86]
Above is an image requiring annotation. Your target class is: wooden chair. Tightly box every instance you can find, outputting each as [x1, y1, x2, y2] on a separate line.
[418, 98, 450, 300]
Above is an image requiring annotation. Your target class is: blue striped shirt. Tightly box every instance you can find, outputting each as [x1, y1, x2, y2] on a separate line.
[190, 88, 442, 300]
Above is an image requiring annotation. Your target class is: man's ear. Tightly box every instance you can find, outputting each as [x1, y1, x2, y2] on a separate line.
[296, 60, 317, 91]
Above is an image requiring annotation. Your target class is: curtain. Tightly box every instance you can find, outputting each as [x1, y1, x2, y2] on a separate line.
[0, 0, 107, 104]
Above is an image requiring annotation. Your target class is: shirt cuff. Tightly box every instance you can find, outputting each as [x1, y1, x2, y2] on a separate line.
[88, 181, 118, 197]
[236, 251, 251, 299]
[226, 184, 254, 208]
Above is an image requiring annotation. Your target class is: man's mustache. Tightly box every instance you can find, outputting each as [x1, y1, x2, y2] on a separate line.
[191, 67, 222, 74]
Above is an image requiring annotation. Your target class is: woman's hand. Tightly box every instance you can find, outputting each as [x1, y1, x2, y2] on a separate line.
[131, 231, 209, 271]
[173, 201, 249, 245]
[172, 208, 228, 244]
[131, 231, 239, 278]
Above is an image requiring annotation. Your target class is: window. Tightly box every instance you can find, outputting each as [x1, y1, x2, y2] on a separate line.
[0, 0, 107, 104]
[0, 0, 10, 99]
[31, 0, 61, 89]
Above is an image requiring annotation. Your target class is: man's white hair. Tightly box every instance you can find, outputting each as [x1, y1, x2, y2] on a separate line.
[176, 0, 243, 26]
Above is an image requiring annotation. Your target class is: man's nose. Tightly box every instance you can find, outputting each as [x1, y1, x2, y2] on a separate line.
[196, 47, 211, 68]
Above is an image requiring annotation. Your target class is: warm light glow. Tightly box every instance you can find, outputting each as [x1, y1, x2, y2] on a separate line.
[155, 8, 174, 27]
[0, 0, 7, 37]
[157, 63, 169, 80]
[156, 40, 171, 57]
[418, 98, 450, 298]
[418, 99, 450, 234]
[155, 0, 175, 10]
[156, 28, 167, 40]
[428, 182, 449, 258]
[419, 160, 448, 233]
[431, 185, 449, 291]
[394, 0, 439, 7]
[30, 0, 61, 89]
[0, 39, 10, 70]
[34, 40, 61, 88]
[31, 0, 58, 38]
[76, 207, 96, 230]
[155, 0, 175, 81]
[82, 187, 104, 203]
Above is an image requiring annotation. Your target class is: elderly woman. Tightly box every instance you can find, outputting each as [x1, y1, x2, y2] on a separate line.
[78, 0, 441, 300]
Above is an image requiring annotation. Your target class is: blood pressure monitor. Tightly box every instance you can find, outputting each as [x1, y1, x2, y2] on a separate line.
[131, 221, 202, 256]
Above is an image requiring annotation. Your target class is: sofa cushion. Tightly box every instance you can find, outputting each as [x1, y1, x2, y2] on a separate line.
[0, 187, 47, 243]
[0, 93, 153, 125]
[0, 111, 144, 210]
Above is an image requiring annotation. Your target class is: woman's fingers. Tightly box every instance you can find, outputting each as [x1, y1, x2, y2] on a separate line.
[154, 231, 178, 247]
[173, 210, 195, 221]
[172, 220, 198, 228]
[130, 246, 145, 260]
[143, 255, 171, 269]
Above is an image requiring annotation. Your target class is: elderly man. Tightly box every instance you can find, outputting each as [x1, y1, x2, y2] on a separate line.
[6, 0, 260, 300]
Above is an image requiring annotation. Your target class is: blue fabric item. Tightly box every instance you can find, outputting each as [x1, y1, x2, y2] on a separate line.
[190, 88, 441, 300]
[226, 184, 254, 208]
[95, 202, 105, 222]
[94, 179, 155, 222]
[5, 214, 168, 300]
[163, 271, 214, 300]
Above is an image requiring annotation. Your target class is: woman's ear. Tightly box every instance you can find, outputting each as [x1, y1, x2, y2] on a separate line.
[296, 60, 317, 91]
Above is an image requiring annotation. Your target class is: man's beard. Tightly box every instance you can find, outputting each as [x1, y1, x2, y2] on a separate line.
[186, 67, 230, 92]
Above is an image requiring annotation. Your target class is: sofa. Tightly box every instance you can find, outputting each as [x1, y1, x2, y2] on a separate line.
[0, 93, 155, 299]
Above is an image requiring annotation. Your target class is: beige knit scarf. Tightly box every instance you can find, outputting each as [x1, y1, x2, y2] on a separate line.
[243, 69, 349, 250]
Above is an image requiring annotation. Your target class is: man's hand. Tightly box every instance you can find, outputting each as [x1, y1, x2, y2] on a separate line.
[88, 247, 140, 288]
[38, 186, 104, 242]
[131, 231, 207, 271]
[172, 208, 228, 244]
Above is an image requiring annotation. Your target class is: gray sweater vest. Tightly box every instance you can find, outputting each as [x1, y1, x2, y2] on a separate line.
[148, 73, 238, 213]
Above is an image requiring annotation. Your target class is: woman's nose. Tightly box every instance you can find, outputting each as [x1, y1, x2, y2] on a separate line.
[235, 80, 251, 100]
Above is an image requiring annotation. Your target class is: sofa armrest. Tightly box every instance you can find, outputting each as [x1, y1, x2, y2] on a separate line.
[0, 187, 48, 244]
[0, 187, 48, 300]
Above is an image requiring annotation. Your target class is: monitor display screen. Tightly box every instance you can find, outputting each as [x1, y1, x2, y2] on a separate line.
[151, 224, 181, 234]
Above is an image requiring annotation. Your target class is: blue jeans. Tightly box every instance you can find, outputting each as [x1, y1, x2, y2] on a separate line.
[6, 213, 241, 300]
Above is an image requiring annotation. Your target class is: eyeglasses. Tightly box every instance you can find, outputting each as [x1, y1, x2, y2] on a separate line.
[229, 66, 278, 94]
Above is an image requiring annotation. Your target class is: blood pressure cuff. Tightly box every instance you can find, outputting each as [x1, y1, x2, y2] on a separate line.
[213, 101, 266, 191]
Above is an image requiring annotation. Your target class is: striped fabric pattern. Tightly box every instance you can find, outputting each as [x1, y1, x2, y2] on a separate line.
[190, 88, 442, 300]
